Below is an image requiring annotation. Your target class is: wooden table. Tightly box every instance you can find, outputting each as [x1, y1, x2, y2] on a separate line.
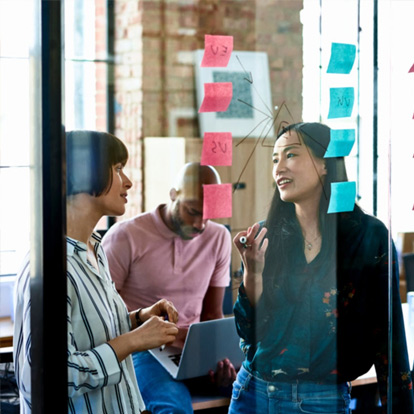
[0, 316, 13, 347]
[0, 316, 14, 363]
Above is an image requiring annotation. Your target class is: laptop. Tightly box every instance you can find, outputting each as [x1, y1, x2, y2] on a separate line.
[149, 316, 244, 380]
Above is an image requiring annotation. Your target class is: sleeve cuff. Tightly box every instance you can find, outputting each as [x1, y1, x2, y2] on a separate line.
[91, 343, 122, 387]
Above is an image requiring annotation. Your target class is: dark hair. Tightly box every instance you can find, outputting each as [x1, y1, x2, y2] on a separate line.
[262, 122, 360, 305]
[66, 130, 128, 197]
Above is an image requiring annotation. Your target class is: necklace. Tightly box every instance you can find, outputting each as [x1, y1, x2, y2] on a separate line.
[303, 234, 321, 251]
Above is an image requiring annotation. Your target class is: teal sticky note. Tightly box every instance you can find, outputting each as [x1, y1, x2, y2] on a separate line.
[327, 43, 356, 74]
[328, 181, 356, 214]
[324, 129, 355, 158]
[328, 87, 354, 119]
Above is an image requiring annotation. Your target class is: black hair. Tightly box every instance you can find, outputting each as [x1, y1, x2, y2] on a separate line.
[262, 122, 362, 306]
[66, 130, 128, 197]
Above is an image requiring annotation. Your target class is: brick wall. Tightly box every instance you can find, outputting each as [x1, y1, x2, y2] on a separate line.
[114, 0, 144, 217]
[114, 0, 303, 217]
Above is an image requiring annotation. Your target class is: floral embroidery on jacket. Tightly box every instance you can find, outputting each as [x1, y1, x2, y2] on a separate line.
[322, 288, 338, 333]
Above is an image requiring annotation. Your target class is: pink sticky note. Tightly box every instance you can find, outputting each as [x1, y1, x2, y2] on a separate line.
[201, 35, 233, 67]
[203, 183, 232, 219]
[201, 132, 232, 166]
[409, 63, 414, 73]
[198, 82, 233, 113]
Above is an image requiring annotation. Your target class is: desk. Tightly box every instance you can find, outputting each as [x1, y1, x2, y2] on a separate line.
[0, 316, 13, 363]
[351, 302, 413, 387]
[0, 317, 13, 347]
[191, 395, 230, 411]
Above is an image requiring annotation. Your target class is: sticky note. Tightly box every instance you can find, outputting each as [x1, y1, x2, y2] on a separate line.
[409, 63, 414, 73]
[201, 132, 232, 166]
[203, 183, 232, 219]
[198, 82, 233, 113]
[201, 35, 233, 67]
[327, 87, 354, 119]
[327, 43, 356, 74]
[327, 181, 356, 214]
[324, 129, 355, 158]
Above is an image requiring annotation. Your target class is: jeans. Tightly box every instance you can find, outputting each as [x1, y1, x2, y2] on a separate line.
[228, 366, 351, 414]
[132, 351, 194, 414]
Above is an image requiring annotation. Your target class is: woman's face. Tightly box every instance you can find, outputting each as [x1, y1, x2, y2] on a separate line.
[272, 130, 327, 206]
[97, 163, 132, 216]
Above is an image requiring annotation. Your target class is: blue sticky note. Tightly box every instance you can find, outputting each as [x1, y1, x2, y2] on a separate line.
[327, 43, 356, 74]
[328, 87, 354, 119]
[324, 129, 355, 158]
[328, 182, 356, 214]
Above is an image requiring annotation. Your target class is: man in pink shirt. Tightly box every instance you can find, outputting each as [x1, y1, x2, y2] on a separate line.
[102, 162, 235, 413]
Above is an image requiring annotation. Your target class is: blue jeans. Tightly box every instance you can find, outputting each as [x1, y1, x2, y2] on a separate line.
[228, 366, 351, 414]
[132, 351, 193, 413]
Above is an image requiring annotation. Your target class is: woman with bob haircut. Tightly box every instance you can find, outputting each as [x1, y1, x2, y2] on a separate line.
[14, 130, 179, 413]
[229, 122, 413, 413]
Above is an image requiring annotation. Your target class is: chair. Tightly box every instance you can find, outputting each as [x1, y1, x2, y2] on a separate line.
[402, 253, 414, 293]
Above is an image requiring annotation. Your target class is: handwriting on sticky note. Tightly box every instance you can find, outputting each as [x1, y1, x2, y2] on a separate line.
[327, 43, 356, 74]
[327, 181, 356, 214]
[324, 129, 355, 158]
[201, 35, 233, 68]
[327, 87, 355, 119]
[199, 82, 233, 113]
[203, 183, 232, 219]
[201, 132, 232, 166]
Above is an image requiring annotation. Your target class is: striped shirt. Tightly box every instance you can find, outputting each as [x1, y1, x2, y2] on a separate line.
[13, 232, 146, 413]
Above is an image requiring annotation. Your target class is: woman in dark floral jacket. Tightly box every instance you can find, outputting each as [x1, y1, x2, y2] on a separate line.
[229, 122, 413, 414]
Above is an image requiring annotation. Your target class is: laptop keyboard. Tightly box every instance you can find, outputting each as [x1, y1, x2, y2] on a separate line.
[168, 353, 182, 366]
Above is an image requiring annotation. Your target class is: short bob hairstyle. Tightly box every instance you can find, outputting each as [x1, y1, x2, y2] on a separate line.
[66, 130, 128, 197]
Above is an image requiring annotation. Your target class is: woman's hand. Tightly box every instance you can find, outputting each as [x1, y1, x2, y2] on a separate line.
[108, 315, 178, 362]
[132, 316, 179, 351]
[139, 299, 179, 324]
[233, 222, 268, 305]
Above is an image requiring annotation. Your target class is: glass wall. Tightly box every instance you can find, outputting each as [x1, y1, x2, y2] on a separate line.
[1, 0, 413, 412]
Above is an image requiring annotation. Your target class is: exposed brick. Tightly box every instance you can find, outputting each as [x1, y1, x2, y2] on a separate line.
[114, 0, 302, 214]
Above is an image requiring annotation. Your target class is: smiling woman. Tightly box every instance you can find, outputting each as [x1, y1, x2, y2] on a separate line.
[230, 122, 414, 414]
[272, 129, 327, 208]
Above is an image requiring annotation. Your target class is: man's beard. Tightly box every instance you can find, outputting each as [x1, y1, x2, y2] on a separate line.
[171, 202, 204, 240]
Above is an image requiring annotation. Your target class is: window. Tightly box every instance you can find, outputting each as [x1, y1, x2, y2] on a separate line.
[0, 1, 32, 303]
[303, 0, 414, 237]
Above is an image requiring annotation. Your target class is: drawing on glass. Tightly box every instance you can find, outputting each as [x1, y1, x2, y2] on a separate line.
[195, 50, 275, 139]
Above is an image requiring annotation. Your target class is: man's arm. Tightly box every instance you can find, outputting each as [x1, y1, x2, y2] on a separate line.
[200, 286, 225, 321]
